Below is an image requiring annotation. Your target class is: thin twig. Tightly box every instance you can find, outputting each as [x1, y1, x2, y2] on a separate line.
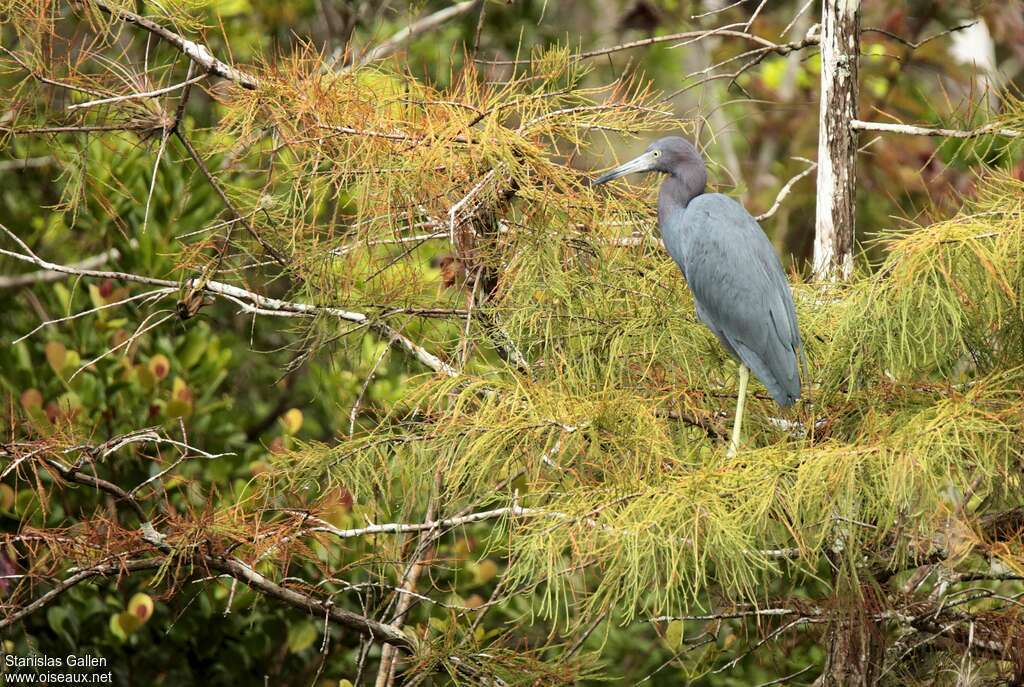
[375, 469, 444, 687]
[755, 157, 817, 221]
[66, 72, 207, 111]
[862, 21, 978, 50]
[68, 310, 176, 381]
[755, 665, 814, 686]
[742, 0, 769, 32]
[349, 339, 394, 436]
[692, 0, 744, 20]
[174, 129, 289, 267]
[42, 458, 149, 522]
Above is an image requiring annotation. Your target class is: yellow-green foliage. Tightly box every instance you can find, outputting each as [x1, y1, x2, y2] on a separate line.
[216, 45, 678, 313]
[820, 173, 1024, 395]
[270, 166, 1024, 623]
[14, 0, 1017, 632]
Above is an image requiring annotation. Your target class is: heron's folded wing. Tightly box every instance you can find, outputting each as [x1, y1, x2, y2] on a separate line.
[678, 194, 802, 405]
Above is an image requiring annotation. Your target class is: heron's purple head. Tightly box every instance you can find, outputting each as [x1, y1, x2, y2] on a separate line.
[594, 136, 707, 188]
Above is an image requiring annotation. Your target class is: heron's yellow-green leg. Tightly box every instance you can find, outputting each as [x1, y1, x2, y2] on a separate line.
[727, 363, 749, 457]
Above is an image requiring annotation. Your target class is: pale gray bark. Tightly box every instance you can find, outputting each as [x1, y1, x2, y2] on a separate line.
[813, 0, 860, 280]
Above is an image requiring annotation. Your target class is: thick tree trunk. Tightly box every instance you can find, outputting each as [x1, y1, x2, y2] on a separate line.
[819, 614, 885, 686]
[813, 0, 860, 280]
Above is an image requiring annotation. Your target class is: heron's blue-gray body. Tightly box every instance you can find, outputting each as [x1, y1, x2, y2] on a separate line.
[595, 135, 803, 454]
[660, 192, 802, 406]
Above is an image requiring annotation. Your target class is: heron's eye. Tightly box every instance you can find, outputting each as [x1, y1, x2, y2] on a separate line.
[652, 150, 660, 158]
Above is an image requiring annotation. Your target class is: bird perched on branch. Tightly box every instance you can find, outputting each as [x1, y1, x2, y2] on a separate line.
[595, 136, 804, 455]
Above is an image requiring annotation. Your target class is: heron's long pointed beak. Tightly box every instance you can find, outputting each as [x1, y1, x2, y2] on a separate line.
[594, 150, 658, 185]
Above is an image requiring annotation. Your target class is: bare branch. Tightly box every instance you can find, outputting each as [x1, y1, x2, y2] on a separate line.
[80, 0, 258, 90]
[375, 470, 443, 687]
[755, 157, 817, 221]
[355, 0, 481, 67]
[349, 338, 394, 436]
[851, 119, 1022, 139]
[862, 21, 978, 50]
[0, 245, 127, 289]
[0, 555, 413, 651]
[42, 457, 149, 523]
[293, 504, 548, 539]
[474, 16, 972, 69]
[68, 311, 176, 381]
[283, 504, 801, 561]
[580, 27, 816, 63]
[780, 0, 815, 38]
[0, 225, 457, 376]
[0, 124, 157, 135]
[754, 665, 814, 686]
[649, 606, 804, 623]
[0, 156, 53, 171]
[0, 560, 162, 632]
[204, 556, 413, 650]
[0, 45, 105, 97]
[742, 0, 768, 32]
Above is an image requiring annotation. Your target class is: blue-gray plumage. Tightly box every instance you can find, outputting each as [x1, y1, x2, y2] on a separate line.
[595, 136, 803, 454]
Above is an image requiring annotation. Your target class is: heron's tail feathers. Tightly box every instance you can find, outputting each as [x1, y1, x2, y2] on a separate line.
[733, 341, 801, 407]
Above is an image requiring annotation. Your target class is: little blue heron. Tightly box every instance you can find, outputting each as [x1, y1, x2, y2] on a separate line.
[595, 136, 803, 456]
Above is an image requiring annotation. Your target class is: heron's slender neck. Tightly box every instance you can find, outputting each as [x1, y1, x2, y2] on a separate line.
[660, 160, 707, 212]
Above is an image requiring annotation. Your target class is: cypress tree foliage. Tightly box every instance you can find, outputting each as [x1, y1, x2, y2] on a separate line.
[1, 2, 1023, 684]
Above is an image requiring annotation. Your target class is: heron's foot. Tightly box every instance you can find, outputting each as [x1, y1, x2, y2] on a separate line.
[726, 441, 739, 458]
